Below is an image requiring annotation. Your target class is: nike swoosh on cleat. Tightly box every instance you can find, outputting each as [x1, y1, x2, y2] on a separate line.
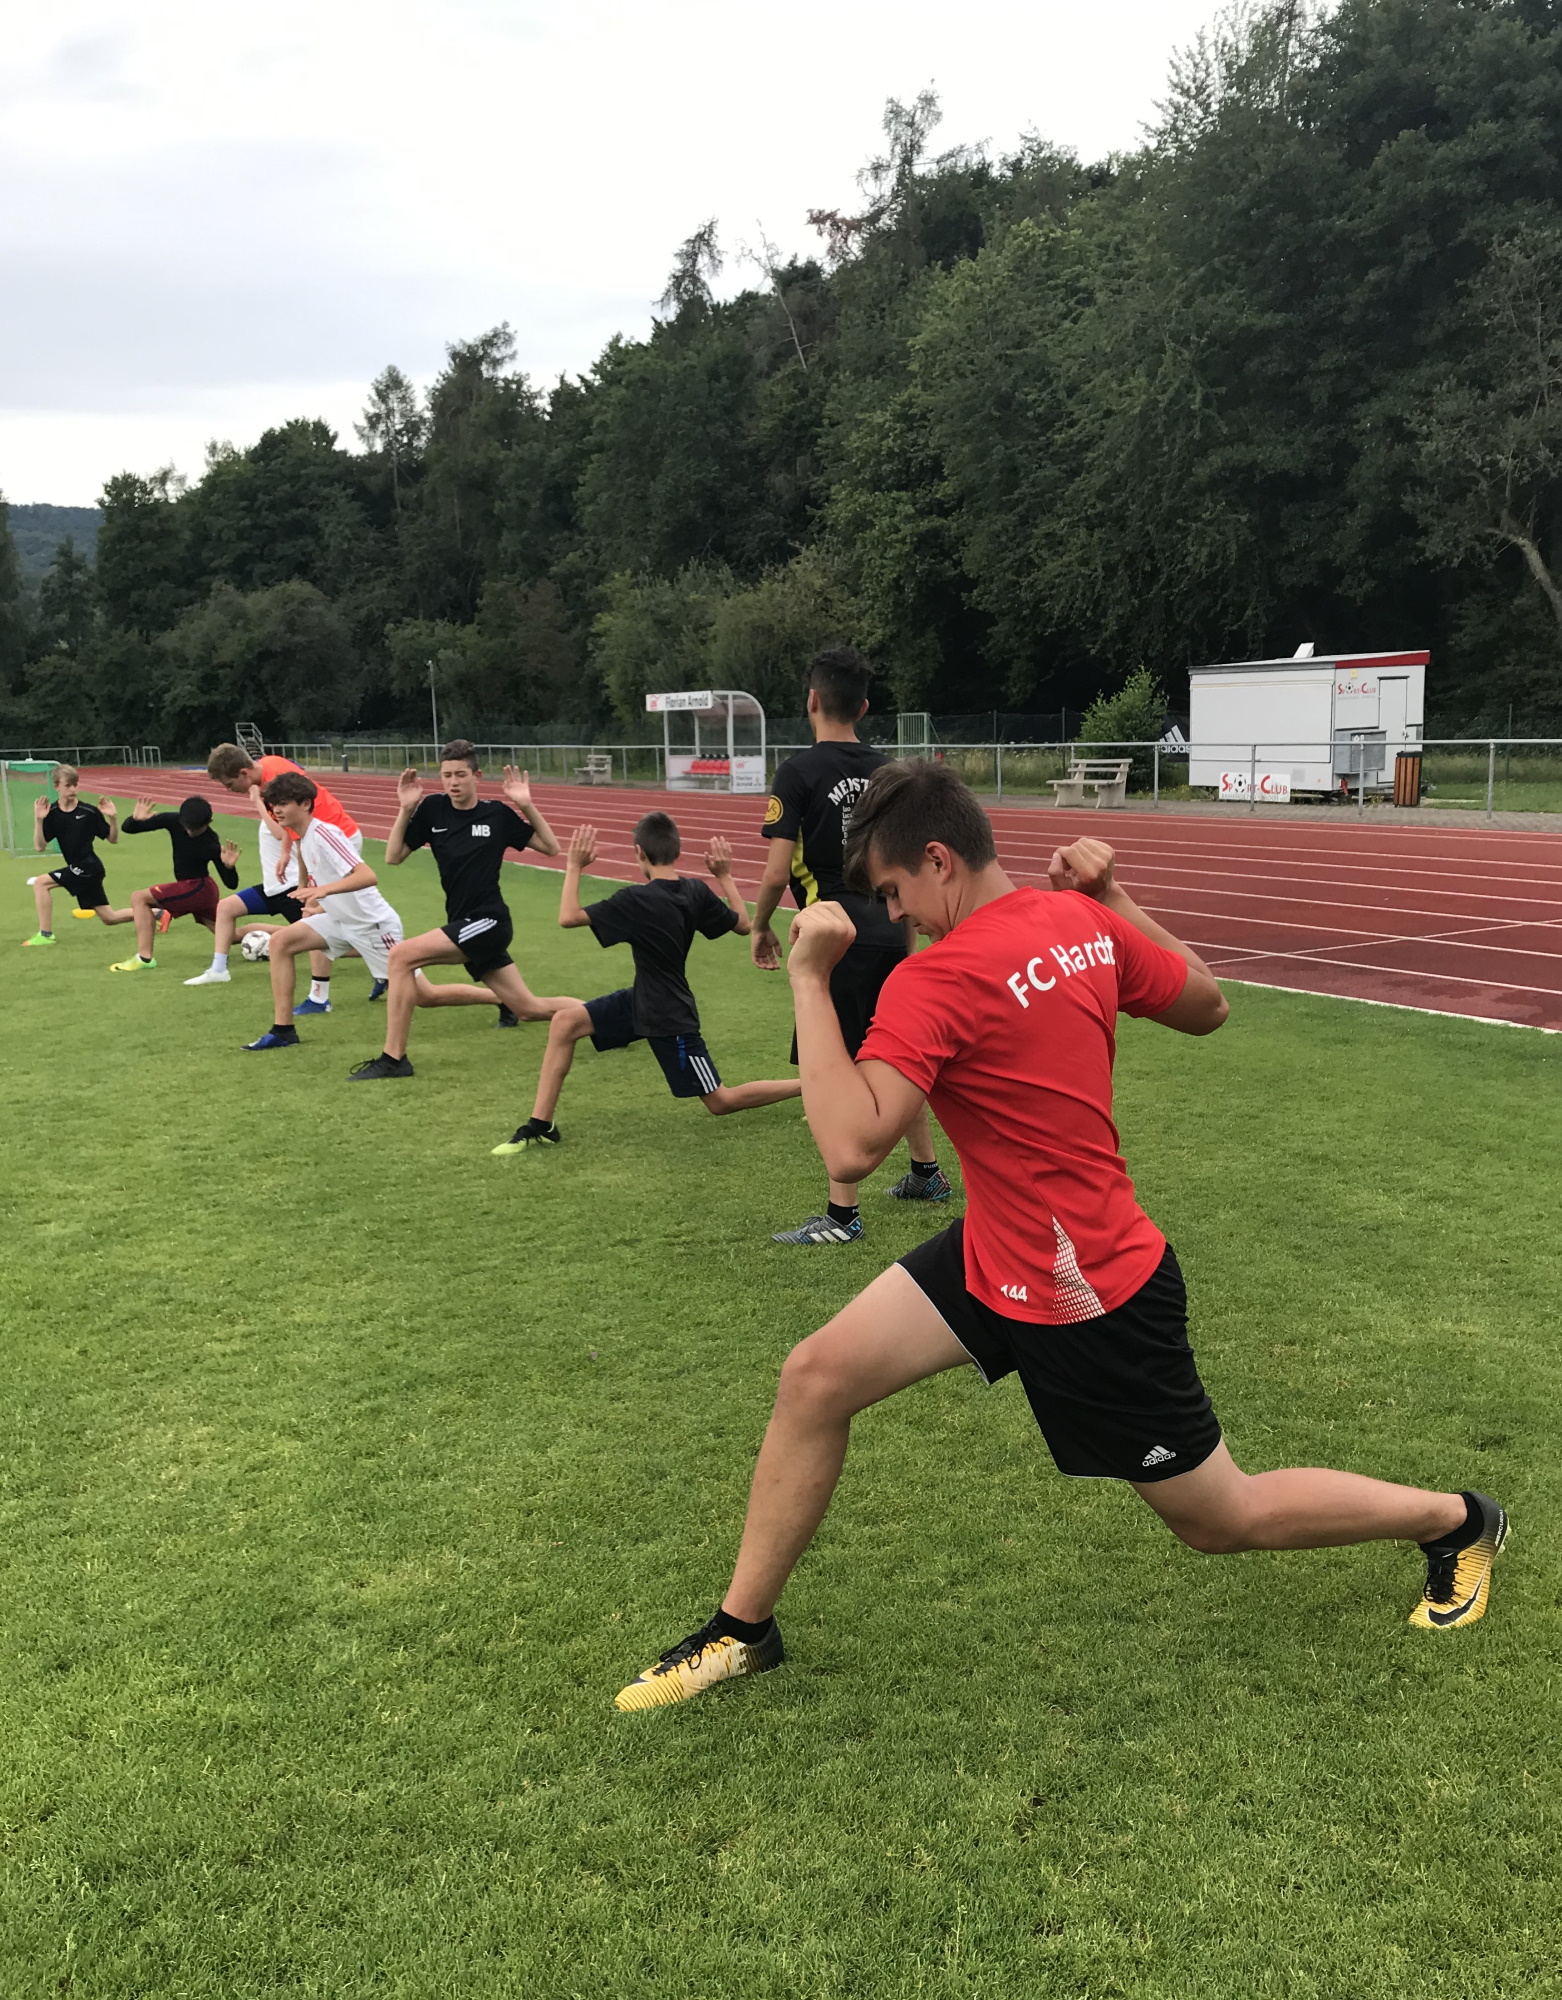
[1427, 1583, 1485, 1626]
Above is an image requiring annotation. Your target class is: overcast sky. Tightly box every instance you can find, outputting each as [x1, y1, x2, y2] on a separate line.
[3, 0, 1221, 507]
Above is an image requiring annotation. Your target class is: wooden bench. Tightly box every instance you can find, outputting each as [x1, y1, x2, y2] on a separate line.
[1050, 757, 1132, 808]
[574, 753, 613, 785]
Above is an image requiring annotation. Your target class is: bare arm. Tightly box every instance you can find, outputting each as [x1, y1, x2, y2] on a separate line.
[385, 768, 422, 866]
[788, 902, 927, 1182]
[32, 796, 48, 852]
[302, 859, 380, 905]
[100, 796, 119, 845]
[751, 838, 794, 969]
[502, 767, 561, 858]
[558, 824, 595, 928]
[1048, 837, 1228, 1036]
[706, 837, 751, 936]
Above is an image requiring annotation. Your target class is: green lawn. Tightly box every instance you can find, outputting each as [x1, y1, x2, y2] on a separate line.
[2, 809, 1559, 1997]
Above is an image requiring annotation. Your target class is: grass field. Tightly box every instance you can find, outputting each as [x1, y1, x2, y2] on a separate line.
[3, 805, 1560, 1997]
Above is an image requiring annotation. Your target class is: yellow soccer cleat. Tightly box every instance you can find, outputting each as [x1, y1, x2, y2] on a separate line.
[109, 954, 157, 972]
[614, 1614, 784, 1711]
[1408, 1492, 1508, 1630]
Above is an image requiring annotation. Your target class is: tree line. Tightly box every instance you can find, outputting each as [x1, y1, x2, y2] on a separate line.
[5, 0, 1562, 753]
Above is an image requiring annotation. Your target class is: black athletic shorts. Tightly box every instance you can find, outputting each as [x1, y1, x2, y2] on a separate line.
[585, 987, 723, 1099]
[442, 908, 514, 978]
[899, 1221, 1222, 1483]
[789, 933, 907, 1065]
[50, 864, 107, 911]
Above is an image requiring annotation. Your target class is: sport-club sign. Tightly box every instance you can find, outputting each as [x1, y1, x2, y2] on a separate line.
[645, 690, 716, 713]
[1219, 770, 1293, 803]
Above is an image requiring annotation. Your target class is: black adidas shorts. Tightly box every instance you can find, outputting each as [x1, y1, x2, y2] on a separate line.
[585, 987, 723, 1099]
[899, 1222, 1222, 1483]
[442, 908, 514, 978]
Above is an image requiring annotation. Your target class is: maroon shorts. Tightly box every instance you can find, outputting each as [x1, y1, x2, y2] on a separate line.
[152, 877, 220, 923]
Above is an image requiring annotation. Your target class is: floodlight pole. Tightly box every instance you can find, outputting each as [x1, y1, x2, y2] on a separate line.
[428, 658, 440, 757]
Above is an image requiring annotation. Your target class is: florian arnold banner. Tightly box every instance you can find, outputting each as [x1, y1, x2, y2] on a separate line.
[1219, 770, 1293, 802]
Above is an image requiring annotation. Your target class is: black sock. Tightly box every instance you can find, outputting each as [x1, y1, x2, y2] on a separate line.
[1422, 1491, 1483, 1552]
[911, 1159, 938, 1178]
[827, 1200, 859, 1227]
[712, 1606, 773, 1642]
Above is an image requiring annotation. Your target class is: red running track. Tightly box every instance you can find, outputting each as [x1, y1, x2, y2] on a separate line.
[87, 768, 1562, 1033]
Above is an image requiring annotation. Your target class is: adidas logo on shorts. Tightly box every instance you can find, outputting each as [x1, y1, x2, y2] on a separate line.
[1140, 1445, 1177, 1468]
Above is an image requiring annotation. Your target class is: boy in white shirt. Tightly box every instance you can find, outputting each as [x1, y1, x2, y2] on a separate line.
[241, 772, 404, 1051]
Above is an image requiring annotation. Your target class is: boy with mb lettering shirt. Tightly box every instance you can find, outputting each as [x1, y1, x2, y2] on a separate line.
[614, 760, 1507, 1710]
[351, 740, 569, 1080]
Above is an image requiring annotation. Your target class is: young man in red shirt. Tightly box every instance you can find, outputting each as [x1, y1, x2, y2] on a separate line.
[614, 761, 1508, 1709]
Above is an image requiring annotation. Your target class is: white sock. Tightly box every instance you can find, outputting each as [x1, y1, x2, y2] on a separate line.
[310, 978, 331, 1002]
[212, 951, 229, 972]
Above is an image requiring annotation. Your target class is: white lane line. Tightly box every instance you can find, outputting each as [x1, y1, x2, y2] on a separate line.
[1216, 978, 1562, 1032]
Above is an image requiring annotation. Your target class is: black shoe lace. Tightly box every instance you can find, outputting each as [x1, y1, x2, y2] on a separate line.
[653, 1617, 724, 1673]
[1423, 1547, 1458, 1604]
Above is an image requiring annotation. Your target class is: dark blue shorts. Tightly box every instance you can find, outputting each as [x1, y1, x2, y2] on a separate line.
[238, 884, 305, 920]
[585, 988, 722, 1099]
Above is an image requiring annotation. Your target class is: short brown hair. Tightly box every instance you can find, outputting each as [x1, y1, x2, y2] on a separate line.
[260, 771, 318, 809]
[52, 763, 80, 787]
[807, 646, 874, 723]
[207, 743, 254, 782]
[844, 759, 997, 891]
[440, 738, 480, 770]
[632, 810, 681, 865]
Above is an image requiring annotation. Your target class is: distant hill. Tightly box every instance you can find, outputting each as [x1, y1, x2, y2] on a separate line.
[8, 503, 102, 582]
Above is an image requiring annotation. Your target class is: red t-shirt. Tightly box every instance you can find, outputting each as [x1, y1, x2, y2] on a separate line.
[255, 756, 359, 837]
[857, 885, 1189, 1325]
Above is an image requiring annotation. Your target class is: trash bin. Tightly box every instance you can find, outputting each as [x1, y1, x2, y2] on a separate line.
[1393, 750, 1423, 807]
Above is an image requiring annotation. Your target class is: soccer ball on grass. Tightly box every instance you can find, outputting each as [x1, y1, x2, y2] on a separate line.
[240, 930, 272, 963]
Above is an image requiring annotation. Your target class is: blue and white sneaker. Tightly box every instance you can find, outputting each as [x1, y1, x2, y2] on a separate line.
[293, 997, 332, 1016]
[771, 1213, 863, 1245]
[368, 978, 389, 1001]
[243, 1029, 300, 1051]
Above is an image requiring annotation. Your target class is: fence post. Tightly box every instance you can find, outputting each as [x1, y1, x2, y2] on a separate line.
[995, 741, 1003, 802]
[1487, 741, 1496, 819]
[1153, 741, 1160, 808]
[1249, 743, 1257, 814]
[1358, 746, 1366, 818]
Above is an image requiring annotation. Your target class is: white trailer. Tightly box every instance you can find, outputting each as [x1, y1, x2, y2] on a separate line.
[1187, 649, 1427, 798]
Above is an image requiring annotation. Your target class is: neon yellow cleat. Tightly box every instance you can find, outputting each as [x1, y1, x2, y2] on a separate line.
[21, 931, 57, 947]
[1408, 1493, 1508, 1630]
[109, 954, 157, 972]
[614, 1615, 784, 1711]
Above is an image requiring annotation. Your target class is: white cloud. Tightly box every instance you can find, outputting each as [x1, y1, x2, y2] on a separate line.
[1, 0, 1221, 503]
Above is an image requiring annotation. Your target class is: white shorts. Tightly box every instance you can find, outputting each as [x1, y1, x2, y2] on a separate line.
[306, 905, 403, 981]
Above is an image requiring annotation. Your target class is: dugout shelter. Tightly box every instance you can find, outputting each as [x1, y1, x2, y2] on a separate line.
[646, 689, 768, 794]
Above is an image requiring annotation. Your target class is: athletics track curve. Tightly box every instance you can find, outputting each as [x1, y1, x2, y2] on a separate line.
[80, 768, 1562, 1034]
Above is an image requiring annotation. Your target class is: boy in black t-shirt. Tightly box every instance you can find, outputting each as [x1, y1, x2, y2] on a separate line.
[22, 764, 127, 945]
[110, 796, 241, 972]
[493, 812, 800, 1153]
[351, 740, 569, 1080]
[752, 648, 948, 1244]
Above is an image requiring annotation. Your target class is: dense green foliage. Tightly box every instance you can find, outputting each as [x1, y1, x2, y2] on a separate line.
[8, 0, 1562, 749]
[6, 503, 101, 582]
[1, 834, 1557, 1994]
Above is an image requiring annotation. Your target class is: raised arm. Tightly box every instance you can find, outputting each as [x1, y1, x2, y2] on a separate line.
[558, 824, 596, 928]
[385, 767, 423, 866]
[32, 794, 48, 852]
[99, 795, 119, 844]
[501, 767, 560, 858]
[750, 838, 793, 969]
[1048, 836, 1227, 1036]
[215, 841, 241, 890]
[787, 901, 926, 1182]
[706, 837, 752, 936]
[122, 801, 165, 833]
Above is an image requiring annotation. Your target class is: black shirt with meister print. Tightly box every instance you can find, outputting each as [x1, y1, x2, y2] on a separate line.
[761, 738, 900, 946]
